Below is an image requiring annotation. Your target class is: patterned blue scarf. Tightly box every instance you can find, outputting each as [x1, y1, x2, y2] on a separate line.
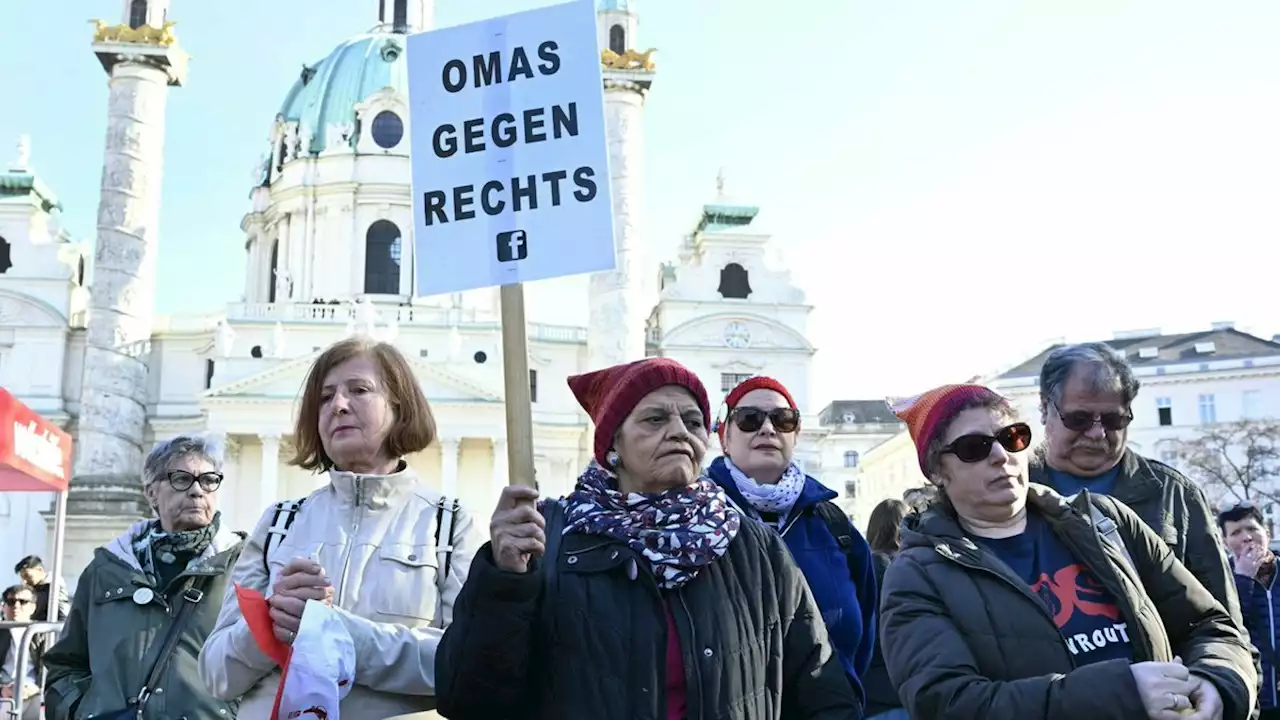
[558, 464, 741, 590]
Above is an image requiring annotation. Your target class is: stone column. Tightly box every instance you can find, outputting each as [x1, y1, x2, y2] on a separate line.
[259, 433, 281, 510]
[440, 437, 460, 499]
[587, 80, 653, 370]
[70, 59, 175, 518]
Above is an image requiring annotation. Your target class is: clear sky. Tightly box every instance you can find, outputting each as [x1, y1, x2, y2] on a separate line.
[1, 0, 1276, 405]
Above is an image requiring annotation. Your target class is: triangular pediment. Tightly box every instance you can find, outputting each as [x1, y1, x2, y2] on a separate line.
[204, 351, 502, 403]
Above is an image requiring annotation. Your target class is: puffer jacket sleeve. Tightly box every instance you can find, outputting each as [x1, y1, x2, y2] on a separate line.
[766, 528, 865, 719]
[332, 501, 483, 695]
[880, 553, 1147, 720]
[435, 542, 544, 719]
[40, 567, 94, 720]
[1100, 495, 1257, 720]
[198, 504, 283, 700]
[849, 524, 879, 679]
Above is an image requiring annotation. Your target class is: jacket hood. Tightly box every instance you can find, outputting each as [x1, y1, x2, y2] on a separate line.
[899, 483, 1088, 552]
[104, 515, 244, 571]
[707, 456, 836, 517]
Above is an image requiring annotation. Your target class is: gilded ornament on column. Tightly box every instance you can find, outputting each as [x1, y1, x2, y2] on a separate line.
[90, 20, 179, 47]
[600, 48, 658, 71]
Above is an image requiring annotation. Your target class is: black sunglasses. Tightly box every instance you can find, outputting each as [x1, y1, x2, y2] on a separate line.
[941, 423, 1033, 463]
[3, 596, 32, 606]
[1051, 403, 1133, 433]
[167, 470, 223, 492]
[730, 407, 801, 434]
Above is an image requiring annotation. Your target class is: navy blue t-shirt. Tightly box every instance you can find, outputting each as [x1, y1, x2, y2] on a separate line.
[1047, 465, 1121, 498]
[971, 511, 1134, 666]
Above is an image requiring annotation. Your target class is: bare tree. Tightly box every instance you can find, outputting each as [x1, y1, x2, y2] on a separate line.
[1170, 418, 1280, 506]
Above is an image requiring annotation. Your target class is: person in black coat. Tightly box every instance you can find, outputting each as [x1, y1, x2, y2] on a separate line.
[436, 358, 860, 720]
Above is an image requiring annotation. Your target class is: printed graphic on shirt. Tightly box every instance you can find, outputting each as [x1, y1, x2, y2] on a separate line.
[1032, 562, 1133, 663]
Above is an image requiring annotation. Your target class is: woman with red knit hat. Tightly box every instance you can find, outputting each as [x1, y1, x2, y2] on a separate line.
[436, 358, 860, 720]
[707, 376, 878, 715]
[878, 382, 1255, 720]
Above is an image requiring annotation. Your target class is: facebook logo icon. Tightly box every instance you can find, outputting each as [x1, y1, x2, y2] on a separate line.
[496, 230, 528, 262]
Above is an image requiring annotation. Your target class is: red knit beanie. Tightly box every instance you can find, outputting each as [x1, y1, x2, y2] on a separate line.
[889, 383, 1005, 476]
[716, 376, 799, 445]
[567, 358, 712, 468]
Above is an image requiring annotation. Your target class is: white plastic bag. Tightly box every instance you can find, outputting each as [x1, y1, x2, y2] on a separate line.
[274, 599, 357, 720]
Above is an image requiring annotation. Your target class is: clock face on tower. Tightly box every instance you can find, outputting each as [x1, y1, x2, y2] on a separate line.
[724, 322, 751, 349]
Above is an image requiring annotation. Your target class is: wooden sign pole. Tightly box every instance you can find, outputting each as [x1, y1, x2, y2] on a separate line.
[499, 282, 537, 488]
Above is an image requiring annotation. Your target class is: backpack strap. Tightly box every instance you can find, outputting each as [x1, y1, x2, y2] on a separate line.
[435, 496, 461, 584]
[1088, 500, 1137, 573]
[814, 501, 860, 579]
[262, 497, 306, 577]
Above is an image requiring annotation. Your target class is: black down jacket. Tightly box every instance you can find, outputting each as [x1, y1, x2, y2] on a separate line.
[436, 506, 861, 720]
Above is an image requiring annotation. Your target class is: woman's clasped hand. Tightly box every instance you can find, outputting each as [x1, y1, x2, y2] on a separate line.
[267, 558, 334, 644]
[1131, 659, 1223, 720]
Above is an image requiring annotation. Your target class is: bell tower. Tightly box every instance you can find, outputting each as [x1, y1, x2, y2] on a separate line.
[586, 0, 656, 369]
[67, 2, 188, 562]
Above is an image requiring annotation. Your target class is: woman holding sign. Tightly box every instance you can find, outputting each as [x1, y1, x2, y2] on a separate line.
[436, 358, 860, 719]
[199, 337, 483, 719]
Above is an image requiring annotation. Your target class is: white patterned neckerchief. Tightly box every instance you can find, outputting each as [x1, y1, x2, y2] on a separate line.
[725, 457, 807, 528]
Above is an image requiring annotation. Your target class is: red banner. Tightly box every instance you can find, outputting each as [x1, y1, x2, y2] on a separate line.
[0, 388, 72, 492]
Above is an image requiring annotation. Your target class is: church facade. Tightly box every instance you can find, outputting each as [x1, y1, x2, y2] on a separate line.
[0, 0, 878, 588]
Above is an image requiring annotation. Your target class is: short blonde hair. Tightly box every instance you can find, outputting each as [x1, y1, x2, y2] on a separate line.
[290, 337, 437, 471]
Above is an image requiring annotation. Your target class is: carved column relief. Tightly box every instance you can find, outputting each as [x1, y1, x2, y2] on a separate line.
[587, 91, 648, 370]
[71, 61, 172, 513]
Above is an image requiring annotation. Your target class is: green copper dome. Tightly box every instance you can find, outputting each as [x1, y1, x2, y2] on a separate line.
[278, 31, 408, 155]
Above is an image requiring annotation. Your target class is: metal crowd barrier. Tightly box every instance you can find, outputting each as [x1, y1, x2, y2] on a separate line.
[0, 620, 64, 720]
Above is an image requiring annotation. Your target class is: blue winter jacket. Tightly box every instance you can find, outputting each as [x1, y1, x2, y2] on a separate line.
[1235, 569, 1279, 709]
[707, 457, 878, 705]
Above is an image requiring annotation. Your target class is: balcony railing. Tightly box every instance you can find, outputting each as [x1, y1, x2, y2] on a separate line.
[224, 303, 588, 343]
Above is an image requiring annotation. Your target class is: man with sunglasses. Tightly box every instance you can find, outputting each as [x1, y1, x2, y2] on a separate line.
[1029, 342, 1256, 710]
[706, 376, 878, 717]
[1, 584, 44, 719]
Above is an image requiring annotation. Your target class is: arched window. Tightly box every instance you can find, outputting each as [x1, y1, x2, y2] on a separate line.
[393, 0, 408, 31]
[76, 256, 85, 285]
[717, 262, 751, 299]
[364, 220, 402, 294]
[844, 450, 860, 469]
[267, 240, 279, 303]
[0, 237, 11, 274]
[129, 0, 148, 29]
[609, 25, 626, 55]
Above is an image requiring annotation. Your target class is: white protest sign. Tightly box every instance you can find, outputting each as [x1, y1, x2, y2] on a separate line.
[407, 0, 615, 296]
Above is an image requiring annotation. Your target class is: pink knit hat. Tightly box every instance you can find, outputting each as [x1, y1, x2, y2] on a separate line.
[889, 383, 1005, 475]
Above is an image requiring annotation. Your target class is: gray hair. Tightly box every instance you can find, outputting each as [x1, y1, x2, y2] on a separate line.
[142, 435, 225, 488]
[1038, 342, 1141, 409]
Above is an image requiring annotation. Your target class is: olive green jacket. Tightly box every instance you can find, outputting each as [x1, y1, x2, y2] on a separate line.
[42, 521, 245, 720]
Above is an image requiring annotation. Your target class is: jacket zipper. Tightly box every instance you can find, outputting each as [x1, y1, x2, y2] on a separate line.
[1266, 583, 1276, 707]
[336, 475, 364, 606]
[677, 591, 704, 720]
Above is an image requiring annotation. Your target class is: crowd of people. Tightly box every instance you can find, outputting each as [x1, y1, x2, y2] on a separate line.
[3, 336, 1275, 719]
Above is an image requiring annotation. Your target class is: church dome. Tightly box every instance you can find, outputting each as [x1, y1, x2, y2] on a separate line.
[277, 30, 408, 155]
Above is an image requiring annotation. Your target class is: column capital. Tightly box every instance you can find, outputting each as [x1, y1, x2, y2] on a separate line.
[439, 436, 461, 451]
[258, 432, 282, 444]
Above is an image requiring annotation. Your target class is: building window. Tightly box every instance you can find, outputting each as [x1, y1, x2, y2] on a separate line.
[473, 351, 488, 364]
[129, 0, 148, 28]
[609, 25, 626, 54]
[0, 237, 10, 274]
[843, 450, 859, 468]
[1243, 390, 1263, 420]
[371, 111, 404, 149]
[1156, 397, 1172, 427]
[363, 220, 402, 294]
[530, 369, 538, 403]
[393, 0, 408, 30]
[1198, 394, 1217, 425]
[720, 373, 753, 393]
[717, 263, 752, 299]
[205, 359, 215, 389]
